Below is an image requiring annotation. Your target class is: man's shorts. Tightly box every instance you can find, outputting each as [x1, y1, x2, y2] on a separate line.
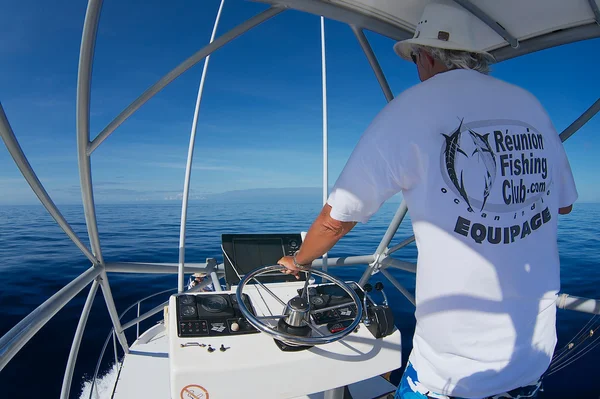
[394, 362, 542, 399]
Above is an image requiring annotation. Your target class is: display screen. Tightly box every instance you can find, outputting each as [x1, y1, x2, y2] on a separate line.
[232, 238, 285, 274]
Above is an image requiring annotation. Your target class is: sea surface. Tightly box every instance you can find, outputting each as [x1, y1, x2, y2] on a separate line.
[0, 202, 598, 398]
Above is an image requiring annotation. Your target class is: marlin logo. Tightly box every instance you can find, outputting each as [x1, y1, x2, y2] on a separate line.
[442, 120, 471, 208]
[468, 129, 497, 211]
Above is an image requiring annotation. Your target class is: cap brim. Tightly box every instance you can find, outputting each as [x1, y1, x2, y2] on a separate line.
[393, 38, 493, 61]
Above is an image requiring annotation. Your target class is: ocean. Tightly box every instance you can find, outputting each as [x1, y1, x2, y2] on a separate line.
[0, 201, 598, 398]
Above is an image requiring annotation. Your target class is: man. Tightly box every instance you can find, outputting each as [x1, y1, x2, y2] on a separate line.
[278, 1, 577, 398]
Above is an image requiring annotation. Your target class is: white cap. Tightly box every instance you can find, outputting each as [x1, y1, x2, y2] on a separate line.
[394, 0, 494, 61]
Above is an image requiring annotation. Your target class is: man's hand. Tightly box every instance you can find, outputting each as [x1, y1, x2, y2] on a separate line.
[559, 205, 573, 215]
[277, 255, 302, 280]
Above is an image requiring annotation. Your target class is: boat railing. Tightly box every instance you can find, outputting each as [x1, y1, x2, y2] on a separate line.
[0, 257, 224, 399]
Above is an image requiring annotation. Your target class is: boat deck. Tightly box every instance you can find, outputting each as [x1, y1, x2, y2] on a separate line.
[112, 323, 397, 399]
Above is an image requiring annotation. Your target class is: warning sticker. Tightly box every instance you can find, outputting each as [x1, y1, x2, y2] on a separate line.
[181, 384, 209, 399]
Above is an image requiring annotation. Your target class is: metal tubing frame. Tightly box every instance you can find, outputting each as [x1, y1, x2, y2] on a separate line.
[77, 0, 104, 265]
[359, 200, 409, 286]
[321, 15, 329, 273]
[347, 27, 402, 286]
[560, 98, 600, 142]
[112, 331, 118, 368]
[350, 26, 394, 103]
[557, 294, 600, 315]
[210, 270, 223, 292]
[136, 303, 140, 339]
[492, 23, 600, 62]
[76, 0, 132, 354]
[178, 0, 226, 292]
[452, 0, 518, 48]
[385, 235, 415, 256]
[380, 258, 417, 274]
[105, 261, 220, 274]
[98, 271, 129, 354]
[87, 6, 284, 154]
[380, 269, 416, 306]
[122, 301, 170, 331]
[309, 255, 375, 268]
[60, 279, 100, 399]
[0, 103, 98, 266]
[589, 0, 600, 24]
[0, 266, 101, 372]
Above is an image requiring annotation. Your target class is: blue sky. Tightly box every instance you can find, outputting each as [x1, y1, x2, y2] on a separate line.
[1, 0, 599, 205]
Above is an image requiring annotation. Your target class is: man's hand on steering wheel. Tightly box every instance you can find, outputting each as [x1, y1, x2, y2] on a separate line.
[277, 256, 301, 279]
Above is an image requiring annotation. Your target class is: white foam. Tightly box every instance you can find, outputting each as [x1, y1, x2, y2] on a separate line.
[78, 364, 119, 399]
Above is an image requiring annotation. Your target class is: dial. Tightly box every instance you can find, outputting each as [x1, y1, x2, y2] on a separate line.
[179, 295, 195, 305]
[201, 295, 228, 313]
[310, 296, 325, 307]
[289, 239, 299, 249]
[181, 305, 197, 317]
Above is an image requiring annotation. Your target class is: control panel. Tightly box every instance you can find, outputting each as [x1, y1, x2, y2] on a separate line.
[176, 293, 259, 337]
[298, 283, 372, 329]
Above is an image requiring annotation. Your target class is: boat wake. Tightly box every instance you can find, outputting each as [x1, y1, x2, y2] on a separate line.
[78, 364, 119, 399]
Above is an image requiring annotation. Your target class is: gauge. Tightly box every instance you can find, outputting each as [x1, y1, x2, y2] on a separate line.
[310, 296, 325, 306]
[201, 295, 228, 313]
[180, 305, 197, 317]
[179, 295, 195, 305]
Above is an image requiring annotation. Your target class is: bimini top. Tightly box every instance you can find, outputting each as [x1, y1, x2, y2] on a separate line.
[257, 0, 600, 61]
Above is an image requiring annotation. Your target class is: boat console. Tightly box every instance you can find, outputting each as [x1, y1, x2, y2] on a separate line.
[175, 285, 368, 338]
[166, 234, 403, 398]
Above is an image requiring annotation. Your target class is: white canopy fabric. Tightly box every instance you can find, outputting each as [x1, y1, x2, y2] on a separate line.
[257, 0, 600, 61]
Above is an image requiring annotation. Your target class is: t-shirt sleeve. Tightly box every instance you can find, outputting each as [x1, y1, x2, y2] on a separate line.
[326, 102, 413, 223]
[555, 138, 578, 208]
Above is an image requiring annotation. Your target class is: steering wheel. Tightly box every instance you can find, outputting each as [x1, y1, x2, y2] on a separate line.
[235, 265, 363, 346]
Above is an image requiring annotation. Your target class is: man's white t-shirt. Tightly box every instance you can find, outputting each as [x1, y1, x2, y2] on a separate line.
[327, 69, 578, 397]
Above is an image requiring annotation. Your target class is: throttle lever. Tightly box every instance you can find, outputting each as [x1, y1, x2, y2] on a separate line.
[362, 283, 372, 326]
[375, 282, 389, 306]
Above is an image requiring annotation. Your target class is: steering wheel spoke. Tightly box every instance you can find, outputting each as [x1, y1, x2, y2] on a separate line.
[303, 318, 326, 337]
[251, 278, 287, 307]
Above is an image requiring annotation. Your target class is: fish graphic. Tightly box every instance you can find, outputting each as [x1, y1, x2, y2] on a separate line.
[442, 121, 471, 208]
[468, 129, 496, 211]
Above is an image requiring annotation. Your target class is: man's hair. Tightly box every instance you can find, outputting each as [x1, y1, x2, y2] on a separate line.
[414, 45, 496, 74]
